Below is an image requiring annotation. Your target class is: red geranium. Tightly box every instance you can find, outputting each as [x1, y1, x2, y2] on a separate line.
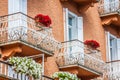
[84, 40, 100, 49]
[42, 15, 52, 27]
[34, 14, 44, 23]
[34, 14, 52, 27]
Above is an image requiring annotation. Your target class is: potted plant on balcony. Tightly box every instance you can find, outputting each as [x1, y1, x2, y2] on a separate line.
[52, 72, 80, 80]
[8, 57, 42, 80]
[84, 40, 100, 50]
[34, 14, 52, 28]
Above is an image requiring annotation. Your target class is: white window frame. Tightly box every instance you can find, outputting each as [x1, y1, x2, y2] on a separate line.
[63, 8, 83, 54]
[64, 9, 77, 41]
[63, 8, 83, 42]
[106, 31, 118, 61]
[117, 39, 120, 59]
[8, 0, 27, 14]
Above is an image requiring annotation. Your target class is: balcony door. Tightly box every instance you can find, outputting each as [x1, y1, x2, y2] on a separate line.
[64, 8, 84, 65]
[8, 0, 27, 41]
[117, 39, 120, 59]
[64, 8, 83, 54]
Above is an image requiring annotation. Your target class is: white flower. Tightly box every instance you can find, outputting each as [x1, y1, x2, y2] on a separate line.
[52, 72, 80, 80]
[8, 57, 42, 79]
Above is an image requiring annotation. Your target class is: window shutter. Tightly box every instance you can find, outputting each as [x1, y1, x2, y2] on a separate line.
[106, 32, 111, 61]
[20, 0, 27, 14]
[8, 0, 27, 28]
[9, 0, 27, 14]
[77, 17, 84, 62]
[77, 17, 83, 42]
[117, 39, 120, 59]
[63, 8, 69, 41]
[8, 0, 27, 40]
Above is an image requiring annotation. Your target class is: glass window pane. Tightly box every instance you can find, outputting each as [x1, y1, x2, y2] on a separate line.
[110, 40, 112, 46]
[69, 27, 72, 40]
[68, 17, 72, 26]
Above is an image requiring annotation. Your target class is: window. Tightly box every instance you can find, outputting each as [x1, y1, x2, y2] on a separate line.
[117, 39, 120, 59]
[64, 8, 83, 42]
[63, 8, 83, 55]
[106, 32, 120, 61]
[109, 35, 117, 61]
[63, 8, 84, 65]
[106, 32, 120, 74]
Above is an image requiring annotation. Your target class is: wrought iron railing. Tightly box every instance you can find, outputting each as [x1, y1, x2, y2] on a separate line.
[56, 40, 105, 74]
[104, 60, 120, 80]
[98, 1, 120, 16]
[0, 12, 61, 54]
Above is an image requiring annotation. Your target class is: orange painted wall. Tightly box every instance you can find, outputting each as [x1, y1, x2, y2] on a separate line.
[0, 0, 8, 16]
[61, 1, 80, 15]
[80, 3, 106, 61]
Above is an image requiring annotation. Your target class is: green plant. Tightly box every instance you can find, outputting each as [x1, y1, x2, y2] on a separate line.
[8, 57, 42, 79]
[52, 72, 80, 80]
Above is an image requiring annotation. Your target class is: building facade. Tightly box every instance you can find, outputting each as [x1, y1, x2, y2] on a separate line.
[0, 0, 119, 80]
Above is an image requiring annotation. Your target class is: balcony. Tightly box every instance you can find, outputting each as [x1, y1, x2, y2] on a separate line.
[0, 12, 61, 57]
[98, 1, 120, 27]
[98, 1, 120, 17]
[56, 40, 105, 80]
[104, 60, 120, 80]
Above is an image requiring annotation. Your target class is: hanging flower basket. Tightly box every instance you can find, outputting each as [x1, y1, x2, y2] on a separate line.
[84, 40, 100, 50]
[34, 14, 52, 28]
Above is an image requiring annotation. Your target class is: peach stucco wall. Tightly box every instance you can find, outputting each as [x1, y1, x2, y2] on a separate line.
[80, 3, 106, 61]
[0, 0, 8, 16]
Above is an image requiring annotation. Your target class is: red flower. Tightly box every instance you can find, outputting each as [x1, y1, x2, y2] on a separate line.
[42, 15, 52, 27]
[34, 14, 52, 27]
[34, 14, 44, 23]
[84, 40, 100, 49]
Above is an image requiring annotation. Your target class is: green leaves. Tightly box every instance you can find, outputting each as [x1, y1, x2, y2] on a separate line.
[52, 72, 80, 80]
